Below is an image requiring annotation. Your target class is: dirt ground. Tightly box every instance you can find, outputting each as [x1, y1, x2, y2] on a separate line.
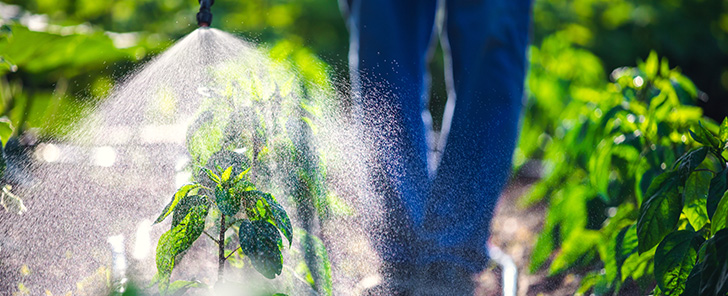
[323, 177, 582, 296]
[479, 178, 580, 296]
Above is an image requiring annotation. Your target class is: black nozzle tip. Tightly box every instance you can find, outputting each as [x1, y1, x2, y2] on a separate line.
[197, 11, 212, 27]
[196, 0, 213, 27]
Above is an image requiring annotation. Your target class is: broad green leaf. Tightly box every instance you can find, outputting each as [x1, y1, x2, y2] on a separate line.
[720, 117, 728, 144]
[298, 229, 333, 296]
[529, 224, 555, 273]
[262, 193, 293, 246]
[215, 185, 240, 216]
[697, 121, 720, 149]
[637, 172, 682, 253]
[171, 195, 207, 228]
[0, 120, 12, 147]
[654, 230, 699, 295]
[155, 205, 208, 290]
[239, 220, 284, 279]
[707, 167, 727, 219]
[621, 245, 655, 283]
[549, 229, 600, 275]
[609, 225, 638, 284]
[674, 147, 708, 181]
[711, 191, 728, 234]
[683, 170, 711, 230]
[644, 51, 658, 79]
[684, 229, 728, 295]
[155, 184, 200, 224]
[221, 166, 233, 182]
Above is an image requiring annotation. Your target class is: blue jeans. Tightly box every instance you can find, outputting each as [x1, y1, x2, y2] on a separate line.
[347, 0, 531, 273]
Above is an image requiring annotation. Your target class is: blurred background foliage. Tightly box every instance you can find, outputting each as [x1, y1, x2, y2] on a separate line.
[0, 0, 726, 139]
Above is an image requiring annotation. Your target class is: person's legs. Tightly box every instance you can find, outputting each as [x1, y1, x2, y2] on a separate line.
[420, 0, 532, 273]
[348, 0, 438, 266]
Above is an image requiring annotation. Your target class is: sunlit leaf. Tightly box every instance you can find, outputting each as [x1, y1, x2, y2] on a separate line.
[711, 191, 728, 234]
[683, 170, 710, 230]
[0, 120, 13, 148]
[155, 184, 201, 224]
[637, 172, 681, 253]
[654, 230, 699, 295]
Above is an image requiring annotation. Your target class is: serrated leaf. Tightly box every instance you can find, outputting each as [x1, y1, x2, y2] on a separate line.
[155, 184, 200, 224]
[707, 167, 727, 219]
[239, 220, 283, 279]
[637, 172, 682, 253]
[654, 230, 699, 295]
[683, 170, 710, 230]
[711, 191, 728, 234]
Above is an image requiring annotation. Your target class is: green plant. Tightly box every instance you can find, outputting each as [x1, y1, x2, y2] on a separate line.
[631, 119, 728, 295]
[519, 49, 721, 294]
[154, 153, 292, 288]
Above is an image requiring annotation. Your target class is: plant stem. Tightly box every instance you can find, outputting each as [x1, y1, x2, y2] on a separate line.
[218, 215, 227, 282]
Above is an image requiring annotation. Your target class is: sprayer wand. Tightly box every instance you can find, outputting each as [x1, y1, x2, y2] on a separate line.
[197, 0, 214, 27]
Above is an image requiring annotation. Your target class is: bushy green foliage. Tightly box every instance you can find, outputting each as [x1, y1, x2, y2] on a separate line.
[520, 37, 728, 294]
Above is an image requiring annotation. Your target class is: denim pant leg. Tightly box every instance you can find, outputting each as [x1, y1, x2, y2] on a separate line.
[420, 0, 532, 272]
[348, 0, 437, 264]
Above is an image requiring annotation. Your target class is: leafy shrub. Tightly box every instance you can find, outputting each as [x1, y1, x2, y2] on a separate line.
[518, 46, 728, 294]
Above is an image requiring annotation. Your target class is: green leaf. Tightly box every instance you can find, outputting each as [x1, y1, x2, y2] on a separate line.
[171, 195, 207, 228]
[167, 280, 205, 296]
[621, 245, 655, 283]
[155, 184, 200, 224]
[707, 167, 727, 219]
[203, 167, 221, 184]
[683, 170, 711, 230]
[549, 229, 600, 275]
[298, 229, 333, 296]
[720, 117, 728, 145]
[155, 204, 209, 290]
[239, 220, 284, 279]
[215, 185, 240, 217]
[674, 147, 708, 181]
[221, 166, 233, 182]
[644, 51, 659, 79]
[684, 229, 728, 295]
[654, 230, 699, 295]
[610, 224, 638, 284]
[711, 191, 728, 234]
[637, 172, 682, 253]
[0, 119, 13, 148]
[689, 122, 719, 149]
[262, 193, 293, 246]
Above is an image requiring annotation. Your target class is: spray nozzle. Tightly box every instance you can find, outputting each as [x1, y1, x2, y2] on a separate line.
[197, 0, 214, 27]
